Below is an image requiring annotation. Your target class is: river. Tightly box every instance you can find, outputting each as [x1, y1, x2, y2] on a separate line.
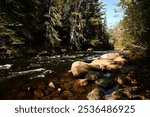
[0, 51, 117, 99]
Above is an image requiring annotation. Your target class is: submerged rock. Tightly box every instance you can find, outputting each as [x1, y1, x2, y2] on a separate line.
[87, 87, 104, 100]
[95, 77, 114, 88]
[61, 90, 75, 100]
[103, 72, 112, 78]
[38, 82, 47, 90]
[34, 89, 44, 98]
[104, 91, 128, 100]
[85, 71, 102, 80]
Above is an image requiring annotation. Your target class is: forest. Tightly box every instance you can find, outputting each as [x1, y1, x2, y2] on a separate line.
[0, 0, 112, 58]
[0, 0, 150, 100]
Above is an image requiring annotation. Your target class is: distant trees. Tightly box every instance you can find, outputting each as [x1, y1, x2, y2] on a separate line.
[0, 0, 111, 56]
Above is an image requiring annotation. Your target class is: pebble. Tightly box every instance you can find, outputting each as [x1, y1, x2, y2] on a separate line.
[49, 82, 55, 88]
[57, 88, 61, 92]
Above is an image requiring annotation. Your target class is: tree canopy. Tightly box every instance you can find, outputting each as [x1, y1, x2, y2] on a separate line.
[0, 0, 111, 57]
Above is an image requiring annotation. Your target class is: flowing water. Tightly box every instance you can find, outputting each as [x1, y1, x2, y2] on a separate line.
[0, 51, 117, 99]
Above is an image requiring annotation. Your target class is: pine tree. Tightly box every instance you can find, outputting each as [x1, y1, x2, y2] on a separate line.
[44, 0, 62, 48]
[69, 0, 86, 49]
[81, 0, 108, 50]
[118, 0, 150, 57]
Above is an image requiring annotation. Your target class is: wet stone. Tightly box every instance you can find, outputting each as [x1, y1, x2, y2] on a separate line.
[73, 81, 87, 94]
[87, 87, 104, 100]
[116, 76, 131, 86]
[63, 81, 74, 90]
[118, 86, 142, 99]
[38, 82, 47, 90]
[34, 89, 44, 98]
[104, 91, 129, 100]
[76, 79, 88, 86]
[95, 77, 114, 88]
[103, 72, 112, 78]
[57, 88, 61, 93]
[45, 89, 51, 96]
[61, 90, 75, 100]
[85, 71, 101, 81]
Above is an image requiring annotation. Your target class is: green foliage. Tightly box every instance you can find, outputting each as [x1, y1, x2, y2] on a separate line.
[117, 0, 150, 58]
[44, 0, 62, 48]
[0, 0, 111, 58]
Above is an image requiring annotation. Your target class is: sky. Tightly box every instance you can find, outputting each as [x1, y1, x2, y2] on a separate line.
[100, 0, 124, 28]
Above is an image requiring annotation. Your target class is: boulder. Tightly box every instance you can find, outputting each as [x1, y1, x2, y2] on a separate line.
[100, 53, 120, 60]
[87, 87, 104, 100]
[106, 63, 122, 70]
[113, 56, 126, 64]
[90, 59, 112, 70]
[91, 59, 122, 70]
[69, 61, 100, 77]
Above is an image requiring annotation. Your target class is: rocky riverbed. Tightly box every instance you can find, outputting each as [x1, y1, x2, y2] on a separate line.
[0, 51, 150, 100]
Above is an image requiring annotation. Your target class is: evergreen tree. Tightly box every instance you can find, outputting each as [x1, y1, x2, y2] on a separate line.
[81, 0, 108, 49]
[69, 0, 86, 49]
[118, 0, 150, 57]
[44, 0, 62, 48]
